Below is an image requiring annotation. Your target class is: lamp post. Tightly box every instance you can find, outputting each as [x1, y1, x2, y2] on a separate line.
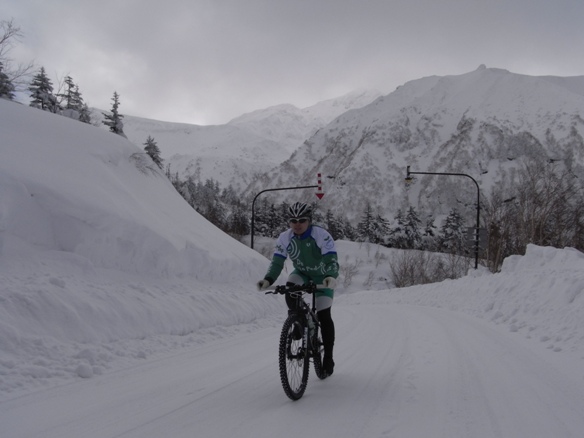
[250, 185, 318, 249]
[405, 165, 481, 269]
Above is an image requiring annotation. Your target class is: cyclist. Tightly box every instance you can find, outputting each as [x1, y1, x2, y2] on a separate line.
[257, 202, 339, 375]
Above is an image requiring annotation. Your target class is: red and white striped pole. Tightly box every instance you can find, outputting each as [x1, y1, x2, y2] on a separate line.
[316, 173, 324, 199]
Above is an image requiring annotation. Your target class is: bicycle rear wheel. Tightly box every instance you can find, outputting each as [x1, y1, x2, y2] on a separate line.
[278, 314, 309, 400]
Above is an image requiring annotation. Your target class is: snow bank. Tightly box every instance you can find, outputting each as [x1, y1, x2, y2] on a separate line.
[340, 244, 584, 359]
[0, 100, 283, 397]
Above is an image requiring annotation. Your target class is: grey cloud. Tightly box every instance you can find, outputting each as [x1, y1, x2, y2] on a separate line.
[5, 0, 584, 124]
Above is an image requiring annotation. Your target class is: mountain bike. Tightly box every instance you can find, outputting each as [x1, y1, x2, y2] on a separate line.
[266, 282, 328, 400]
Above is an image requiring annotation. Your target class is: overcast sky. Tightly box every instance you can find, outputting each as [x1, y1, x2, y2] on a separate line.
[4, 0, 584, 125]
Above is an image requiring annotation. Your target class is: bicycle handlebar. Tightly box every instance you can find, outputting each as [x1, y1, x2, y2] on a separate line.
[265, 282, 322, 295]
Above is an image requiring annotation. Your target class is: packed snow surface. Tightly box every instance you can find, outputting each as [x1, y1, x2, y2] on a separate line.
[1, 99, 584, 437]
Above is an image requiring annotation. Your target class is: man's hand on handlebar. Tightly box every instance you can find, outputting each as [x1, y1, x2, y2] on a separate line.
[257, 279, 270, 291]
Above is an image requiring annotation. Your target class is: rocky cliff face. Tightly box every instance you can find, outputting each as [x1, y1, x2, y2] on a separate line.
[247, 66, 584, 223]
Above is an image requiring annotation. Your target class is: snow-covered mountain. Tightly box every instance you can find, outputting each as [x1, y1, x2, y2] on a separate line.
[117, 89, 382, 191]
[95, 66, 584, 227]
[247, 65, 584, 223]
[227, 89, 383, 146]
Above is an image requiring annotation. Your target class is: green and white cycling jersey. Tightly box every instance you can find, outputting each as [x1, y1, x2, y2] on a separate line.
[265, 225, 339, 287]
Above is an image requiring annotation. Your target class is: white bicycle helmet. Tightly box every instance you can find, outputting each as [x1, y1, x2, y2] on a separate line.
[288, 202, 312, 219]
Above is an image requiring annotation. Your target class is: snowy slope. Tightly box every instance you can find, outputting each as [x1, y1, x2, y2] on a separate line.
[116, 115, 288, 191]
[0, 99, 282, 390]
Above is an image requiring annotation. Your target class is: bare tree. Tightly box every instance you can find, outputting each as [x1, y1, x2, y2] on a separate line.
[388, 250, 470, 288]
[484, 157, 584, 272]
[0, 19, 35, 91]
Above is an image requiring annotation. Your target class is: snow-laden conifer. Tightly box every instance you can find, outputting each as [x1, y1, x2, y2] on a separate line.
[102, 91, 126, 137]
[28, 67, 60, 113]
[0, 61, 15, 100]
[144, 135, 164, 169]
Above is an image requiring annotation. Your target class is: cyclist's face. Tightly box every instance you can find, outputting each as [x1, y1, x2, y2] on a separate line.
[289, 217, 310, 235]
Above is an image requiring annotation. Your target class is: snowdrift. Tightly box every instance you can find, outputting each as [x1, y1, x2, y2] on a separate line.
[341, 243, 584, 359]
[0, 100, 281, 367]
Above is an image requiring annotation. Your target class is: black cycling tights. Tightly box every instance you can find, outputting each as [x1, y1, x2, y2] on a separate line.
[285, 290, 335, 355]
[317, 307, 335, 355]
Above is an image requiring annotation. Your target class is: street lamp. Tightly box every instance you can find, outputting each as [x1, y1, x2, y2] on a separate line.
[250, 185, 318, 249]
[406, 165, 481, 269]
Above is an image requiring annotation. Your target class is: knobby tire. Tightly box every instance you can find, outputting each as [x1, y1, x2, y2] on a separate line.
[279, 314, 309, 400]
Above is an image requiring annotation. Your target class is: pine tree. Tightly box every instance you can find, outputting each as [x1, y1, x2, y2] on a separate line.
[356, 203, 373, 242]
[220, 185, 238, 205]
[182, 177, 197, 208]
[28, 67, 59, 112]
[143, 135, 163, 169]
[266, 203, 282, 238]
[438, 208, 467, 254]
[357, 203, 386, 243]
[227, 203, 250, 237]
[311, 202, 324, 226]
[59, 76, 77, 109]
[206, 201, 227, 230]
[422, 214, 438, 250]
[254, 198, 267, 237]
[0, 61, 15, 100]
[59, 76, 89, 122]
[343, 221, 358, 241]
[373, 213, 391, 245]
[280, 202, 291, 222]
[404, 206, 423, 249]
[102, 91, 126, 136]
[325, 209, 345, 240]
[388, 209, 407, 248]
[78, 101, 92, 124]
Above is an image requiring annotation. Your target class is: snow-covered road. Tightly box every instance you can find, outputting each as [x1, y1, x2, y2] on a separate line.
[3, 299, 584, 438]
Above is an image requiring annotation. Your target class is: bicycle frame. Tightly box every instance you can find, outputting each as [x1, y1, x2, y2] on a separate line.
[287, 288, 320, 339]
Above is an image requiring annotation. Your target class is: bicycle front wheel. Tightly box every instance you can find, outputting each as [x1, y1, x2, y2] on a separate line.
[278, 314, 309, 400]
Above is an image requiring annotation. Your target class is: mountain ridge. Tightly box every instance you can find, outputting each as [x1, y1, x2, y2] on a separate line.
[117, 89, 382, 190]
[244, 66, 584, 223]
